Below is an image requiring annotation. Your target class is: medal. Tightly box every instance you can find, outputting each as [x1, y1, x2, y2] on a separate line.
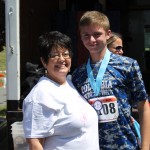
[93, 100, 102, 111]
[86, 49, 111, 96]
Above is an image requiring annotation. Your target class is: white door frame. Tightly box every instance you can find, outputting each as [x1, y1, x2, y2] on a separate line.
[5, 0, 20, 101]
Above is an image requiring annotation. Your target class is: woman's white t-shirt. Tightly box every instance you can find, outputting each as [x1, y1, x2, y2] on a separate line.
[23, 76, 99, 150]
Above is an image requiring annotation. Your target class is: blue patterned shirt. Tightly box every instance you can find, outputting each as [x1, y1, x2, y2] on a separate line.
[72, 53, 148, 150]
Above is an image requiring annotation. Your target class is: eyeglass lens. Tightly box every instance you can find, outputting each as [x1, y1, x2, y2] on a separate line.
[49, 51, 70, 59]
[115, 46, 123, 51]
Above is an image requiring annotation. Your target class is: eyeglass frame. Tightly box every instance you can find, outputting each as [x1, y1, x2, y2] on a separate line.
[48, 50, 72, 59]
[115, 46, 123, 51]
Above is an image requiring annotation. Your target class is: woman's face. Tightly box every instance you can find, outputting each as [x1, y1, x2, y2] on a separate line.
[108, 38, 123, 55]
[41, 47, 71, 84]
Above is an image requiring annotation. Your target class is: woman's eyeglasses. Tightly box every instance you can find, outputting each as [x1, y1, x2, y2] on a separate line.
[115, 46, 123, 51]
[48, 51, 71, 59]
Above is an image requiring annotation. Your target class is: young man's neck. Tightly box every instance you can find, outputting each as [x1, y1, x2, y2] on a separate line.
[90, 48, 107, 63]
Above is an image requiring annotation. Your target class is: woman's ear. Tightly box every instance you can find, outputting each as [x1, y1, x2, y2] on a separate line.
[40, 57, 47, 69]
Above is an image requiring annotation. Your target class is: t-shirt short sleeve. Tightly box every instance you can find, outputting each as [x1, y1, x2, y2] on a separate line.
[23, 100, 58, 138]
[129, 60, 148, 101]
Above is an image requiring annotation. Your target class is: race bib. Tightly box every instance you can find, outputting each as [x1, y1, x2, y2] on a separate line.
[89, 96, 118, 123]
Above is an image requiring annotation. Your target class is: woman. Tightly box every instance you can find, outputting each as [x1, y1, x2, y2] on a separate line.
[23, 31, 99, 150]
[107, 32, 123, 55]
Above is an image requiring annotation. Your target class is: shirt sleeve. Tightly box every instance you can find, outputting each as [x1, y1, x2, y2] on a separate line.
[129, 60, 148, 101]
[23, 100, 58, 138]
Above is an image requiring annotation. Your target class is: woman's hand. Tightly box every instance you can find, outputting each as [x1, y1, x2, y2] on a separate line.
[27, 138, 45, 150]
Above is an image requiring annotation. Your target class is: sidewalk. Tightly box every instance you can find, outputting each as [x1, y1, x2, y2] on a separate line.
[0, 78, 7, 149]
[0, 88, 6, 106]
[0, 70, 6, 106]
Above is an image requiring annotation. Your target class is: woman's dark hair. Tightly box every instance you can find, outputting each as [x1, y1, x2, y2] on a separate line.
[38, 31, 72, 63]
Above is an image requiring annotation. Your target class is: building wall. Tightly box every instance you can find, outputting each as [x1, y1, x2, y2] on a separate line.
[127, 10, 150, 71]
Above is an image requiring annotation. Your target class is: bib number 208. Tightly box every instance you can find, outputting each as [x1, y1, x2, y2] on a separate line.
[89, 96, 119, 123]
[99, 103, 116, 115]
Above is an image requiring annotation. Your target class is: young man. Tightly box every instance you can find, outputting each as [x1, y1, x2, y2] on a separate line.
[72, 11, 150, 150]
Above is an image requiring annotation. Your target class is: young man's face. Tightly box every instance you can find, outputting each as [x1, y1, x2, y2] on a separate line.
[80, 24, 111, 55]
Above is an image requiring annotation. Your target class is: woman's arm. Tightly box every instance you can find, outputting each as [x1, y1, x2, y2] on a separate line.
[138, 100, 150, 150]
[26, 138, 45, 150]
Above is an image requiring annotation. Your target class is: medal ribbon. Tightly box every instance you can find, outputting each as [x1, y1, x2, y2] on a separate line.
[86, 49, 111, 96]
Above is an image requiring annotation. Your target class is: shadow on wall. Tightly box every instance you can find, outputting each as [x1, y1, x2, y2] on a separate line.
[142, 51, 150, 97]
